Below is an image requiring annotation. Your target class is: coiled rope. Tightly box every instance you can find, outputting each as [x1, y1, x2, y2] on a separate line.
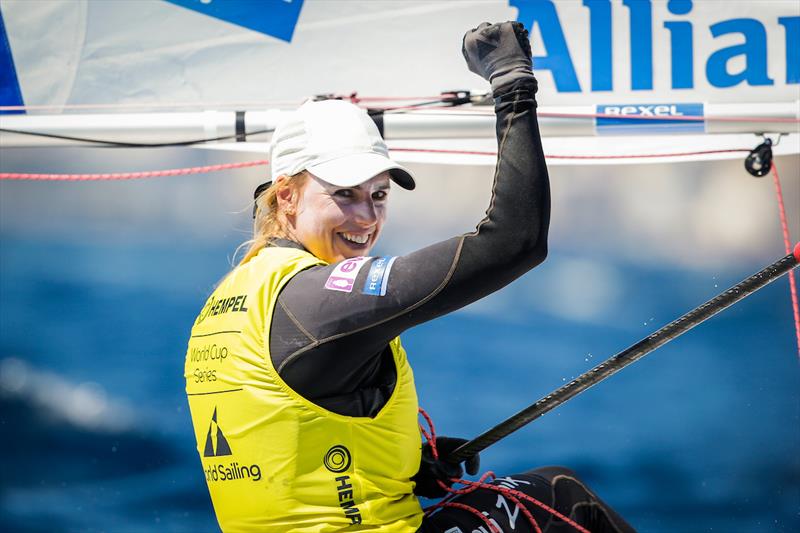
[418, 407, 590, 533]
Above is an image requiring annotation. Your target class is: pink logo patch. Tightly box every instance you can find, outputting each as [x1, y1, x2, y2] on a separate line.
[324, 257, 369, 293]
[325, 276, 355, 292]
[340, 261, 358, 273]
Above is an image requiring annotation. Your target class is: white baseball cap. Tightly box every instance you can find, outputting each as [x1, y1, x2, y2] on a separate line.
[267, 99, 415, 190]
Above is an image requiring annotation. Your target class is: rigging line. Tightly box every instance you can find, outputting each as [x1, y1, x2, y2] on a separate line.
[0, 160, 268, 181]
[0, 94, 466, 112]
[0, 100, 304, 112]
[433, 502, 502, 533]
[0, 97, 451, 113]
[770, 162, 800, 359]
[373, 100, 458, 112]
[546, 149, 752, 159]
[387, 147, 753, 159]
[383, 108, 800, 124]
[0, 127, 274, 148]
[351, 95, 453, 102]
[2, 112, 794, 147]
[418, 408, 587, 533]
[447, 247, 800, 462]
[537, 112, 800, 124]
[3, 99, 798, 124]
[0, 96, 459, 113]
[0, 148, 760, 181]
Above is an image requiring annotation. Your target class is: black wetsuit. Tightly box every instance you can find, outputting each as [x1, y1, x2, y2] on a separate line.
[268, 83, 635, 533]
[270, 85, 548, 418]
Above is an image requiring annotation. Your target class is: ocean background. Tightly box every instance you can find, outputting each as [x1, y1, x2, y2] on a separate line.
[1, 154, 799, 532]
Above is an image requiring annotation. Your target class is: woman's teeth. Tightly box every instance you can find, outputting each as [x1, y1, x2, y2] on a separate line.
[341, 232, 370, 244]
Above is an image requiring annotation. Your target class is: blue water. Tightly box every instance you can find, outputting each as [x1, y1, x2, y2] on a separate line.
[1, 236, 798, 532]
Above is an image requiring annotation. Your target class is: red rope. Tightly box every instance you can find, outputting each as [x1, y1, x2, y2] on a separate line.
[379, 103, 453, 112]
[389, 147, 752, 160]
[418, 408, 590, 533]
[348, 93, 450, 103]
[0, 160, 268, 181]
[418, 407, 438, 450]
[431, 476, 545, 533]
[546, 149, 751, 160]
[0, 148, 757, 181]
[390, 147, 497, 157]
[494, 487, 544, 533]
[435, 501, 503, 533]
[770, 162, 800, 359]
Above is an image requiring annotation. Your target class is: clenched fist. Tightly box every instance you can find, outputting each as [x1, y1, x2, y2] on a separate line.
[462, 21, 536, 94]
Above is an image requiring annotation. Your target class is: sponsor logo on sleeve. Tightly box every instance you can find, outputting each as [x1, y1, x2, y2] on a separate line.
[362, 256, 396, 296]
[324, 257, 369, 293]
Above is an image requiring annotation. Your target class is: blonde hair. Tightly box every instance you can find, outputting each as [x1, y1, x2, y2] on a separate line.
[236, 171, 309, 265]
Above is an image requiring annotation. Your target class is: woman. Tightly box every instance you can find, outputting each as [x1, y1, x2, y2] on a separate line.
[185, 22, 635, 533]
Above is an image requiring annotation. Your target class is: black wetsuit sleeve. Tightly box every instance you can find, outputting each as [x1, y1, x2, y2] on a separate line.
[270, 83, 549, 416]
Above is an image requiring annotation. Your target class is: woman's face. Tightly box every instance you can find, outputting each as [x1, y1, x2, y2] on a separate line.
[289, 172, 390, 264]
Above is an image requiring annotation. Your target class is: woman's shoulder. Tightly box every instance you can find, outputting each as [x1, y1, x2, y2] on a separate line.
[240, 244, 326, 280]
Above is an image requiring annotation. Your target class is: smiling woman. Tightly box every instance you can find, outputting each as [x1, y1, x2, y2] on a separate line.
[243, 169, 391, 264]
[239, 97, 416, 267]
[184, 21, 635, 533]
[279, 170, 391, 263]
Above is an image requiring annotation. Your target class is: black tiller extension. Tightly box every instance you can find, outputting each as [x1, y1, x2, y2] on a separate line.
[448, 244, 800, 463]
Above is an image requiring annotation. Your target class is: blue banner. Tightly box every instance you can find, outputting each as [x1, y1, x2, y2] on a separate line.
[164, 0, 304, 42]
[0, 6, 24, 113]
[596, 103, 705, 134]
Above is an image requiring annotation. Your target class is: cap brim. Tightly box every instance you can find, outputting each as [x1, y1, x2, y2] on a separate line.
[307, 152, 415, 190]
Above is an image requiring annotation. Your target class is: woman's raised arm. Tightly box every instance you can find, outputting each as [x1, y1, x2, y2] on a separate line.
[271, 23, 550, 414]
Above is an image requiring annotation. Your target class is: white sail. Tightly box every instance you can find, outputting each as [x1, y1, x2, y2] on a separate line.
[1, 0, 798, 107]
[1, 0, 798, 169]
[0, 1, 797, 265]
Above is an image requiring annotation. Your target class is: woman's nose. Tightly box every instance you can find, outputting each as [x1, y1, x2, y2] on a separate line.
[353, 199, 378, 226]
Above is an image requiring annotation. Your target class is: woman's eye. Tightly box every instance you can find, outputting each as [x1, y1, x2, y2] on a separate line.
[334, 189, 354, 198]
[372, 190, 388, 201]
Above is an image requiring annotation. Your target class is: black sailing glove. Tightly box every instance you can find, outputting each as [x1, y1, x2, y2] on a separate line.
[462, 21, 537, 95]
[412, 437, 481, 498]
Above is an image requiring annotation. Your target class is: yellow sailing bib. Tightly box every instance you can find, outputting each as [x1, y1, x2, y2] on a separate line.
[185, 246, 423, 532]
